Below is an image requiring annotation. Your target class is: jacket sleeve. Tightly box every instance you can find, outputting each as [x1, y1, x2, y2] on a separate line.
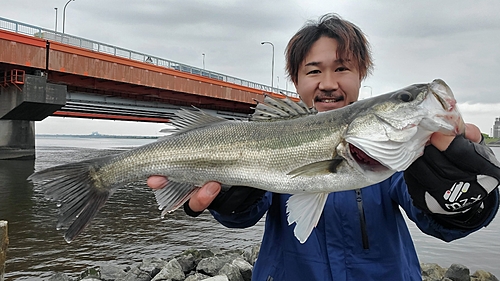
[389, 172, 499, 242]
[209, 191, 273, 228]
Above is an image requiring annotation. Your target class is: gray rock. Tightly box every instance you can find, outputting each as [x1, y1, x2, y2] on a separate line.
[179, 248, 216, 265]
[471, 270, 500, 281]
[177, 253, 197, 273]
[184, 272, 211, 281]
[219, 263, 243, 281]
[121, 265, 152, 281]
[197, 256, 231, 276]
[421, 263, 446, 281]
[444, 264, 471, 281]
[140, 257, 168, 276]
[201, 275, 229, 281]
[48, 272, 72, 281]
[151, 258, 185, 281]
[209, 248, 224, 256]
[80, 267, 100, 280]
[242, 245, 260, 265]
[231, 258, 252, 281]
[100, 265, 127, 281]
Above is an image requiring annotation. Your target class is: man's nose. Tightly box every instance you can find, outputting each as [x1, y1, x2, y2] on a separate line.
[318, 73, 339, 91]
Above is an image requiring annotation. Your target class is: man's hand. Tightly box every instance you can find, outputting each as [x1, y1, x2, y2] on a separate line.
[430, 123, 482, 151]
[404, 123, 500, 228]
[147, 177, 221, 213]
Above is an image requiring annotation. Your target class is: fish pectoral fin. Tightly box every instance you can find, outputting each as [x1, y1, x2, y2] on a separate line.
[286, 192, 329, 243]
[287, 157, 344, 178]
[154, 181, 200, 217]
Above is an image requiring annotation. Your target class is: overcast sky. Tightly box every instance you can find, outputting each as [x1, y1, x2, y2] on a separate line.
[2, 0, 500, 135]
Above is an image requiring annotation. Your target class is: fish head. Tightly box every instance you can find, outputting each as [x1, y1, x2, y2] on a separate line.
[341, 79, 465, 179]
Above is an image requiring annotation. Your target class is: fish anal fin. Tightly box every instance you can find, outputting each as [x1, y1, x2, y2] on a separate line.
[154, 180, 200, 217]
[286, 192, 329, 243]
[287, 157, 344, 178]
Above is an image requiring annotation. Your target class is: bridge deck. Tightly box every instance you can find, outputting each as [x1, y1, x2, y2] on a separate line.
[1, 29, 282, 115]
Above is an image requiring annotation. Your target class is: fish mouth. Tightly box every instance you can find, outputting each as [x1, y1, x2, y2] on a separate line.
[348, 143, 387, 172]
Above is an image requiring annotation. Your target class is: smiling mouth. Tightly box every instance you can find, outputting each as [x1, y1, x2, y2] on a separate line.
[315, 96, 345, 103]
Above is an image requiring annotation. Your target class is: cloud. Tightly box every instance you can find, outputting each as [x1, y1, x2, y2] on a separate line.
[1, 0, 499, 135]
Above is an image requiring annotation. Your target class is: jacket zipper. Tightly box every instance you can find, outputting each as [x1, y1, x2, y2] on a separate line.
[355, 189, 369, 249]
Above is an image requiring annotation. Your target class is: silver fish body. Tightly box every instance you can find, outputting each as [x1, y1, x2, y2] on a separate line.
[29, 79, 465, 243]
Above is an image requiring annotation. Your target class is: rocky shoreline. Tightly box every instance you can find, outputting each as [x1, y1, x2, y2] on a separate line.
[46, 244, 498, 281]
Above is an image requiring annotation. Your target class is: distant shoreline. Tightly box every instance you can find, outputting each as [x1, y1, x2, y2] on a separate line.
[35, 134, 160, 140]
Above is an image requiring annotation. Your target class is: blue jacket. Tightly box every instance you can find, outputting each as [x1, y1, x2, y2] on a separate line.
[211, 172, 499, 281]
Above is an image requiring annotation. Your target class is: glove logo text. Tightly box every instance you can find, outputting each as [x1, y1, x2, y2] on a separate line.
[443, 182, 481, 211]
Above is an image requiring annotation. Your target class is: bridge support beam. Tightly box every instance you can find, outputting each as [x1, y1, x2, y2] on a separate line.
[0, 74, 66, 160]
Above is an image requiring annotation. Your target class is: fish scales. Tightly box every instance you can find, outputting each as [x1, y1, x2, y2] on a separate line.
[99, 114, 347, 193]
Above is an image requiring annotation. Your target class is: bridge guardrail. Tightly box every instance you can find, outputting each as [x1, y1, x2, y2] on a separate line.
[0, 16, 298, 99]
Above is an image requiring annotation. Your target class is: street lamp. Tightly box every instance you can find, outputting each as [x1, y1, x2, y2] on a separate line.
[363, 85, 372, 98]
[62, 0, 75, 35]
[54, 8, 58, 32]
[202, 53, 205, 70]
[261, 41, 274, 91]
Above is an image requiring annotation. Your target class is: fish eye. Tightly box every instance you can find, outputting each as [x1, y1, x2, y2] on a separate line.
[398, 92, 413, 102]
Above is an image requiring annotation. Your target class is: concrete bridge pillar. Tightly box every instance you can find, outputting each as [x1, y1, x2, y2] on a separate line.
[0, 73, 66, 160]
[0, 120, 35, 160]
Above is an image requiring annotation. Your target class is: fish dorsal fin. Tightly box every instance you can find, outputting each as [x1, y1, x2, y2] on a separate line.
[286, 192, 329, 243]
[250, 95, 317, 121]
[164, 108, 230, 134]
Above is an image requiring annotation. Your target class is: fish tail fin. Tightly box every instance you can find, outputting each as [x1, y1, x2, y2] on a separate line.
[28, 156, 115, 243]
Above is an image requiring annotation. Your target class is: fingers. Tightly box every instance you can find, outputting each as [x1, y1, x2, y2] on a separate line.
[430, 123, 482, 151]
[147, 176, 168, 190]
[464, 123, 482, 143]
[188, 182, 221, 212]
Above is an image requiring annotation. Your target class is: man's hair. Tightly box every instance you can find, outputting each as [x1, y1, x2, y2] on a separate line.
[285, 13, 373, 84]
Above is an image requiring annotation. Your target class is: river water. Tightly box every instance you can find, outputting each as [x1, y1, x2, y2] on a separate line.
[0, 137, 499, 280]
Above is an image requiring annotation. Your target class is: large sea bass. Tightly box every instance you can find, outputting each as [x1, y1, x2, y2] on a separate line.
[29, 79, 465, 244]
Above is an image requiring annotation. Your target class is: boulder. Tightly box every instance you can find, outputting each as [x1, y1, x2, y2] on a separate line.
[218, 263, 243, 281]
[100, 265, 127, 281]
[151, 258, 185, 281]
[444, 264, 471, 281]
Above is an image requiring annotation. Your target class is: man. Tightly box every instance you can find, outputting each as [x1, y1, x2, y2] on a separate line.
[148, 14, 499, 280]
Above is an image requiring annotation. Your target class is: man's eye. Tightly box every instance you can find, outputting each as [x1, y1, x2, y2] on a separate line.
[307, 70, 320, 75]
[336, 67, 349, 72]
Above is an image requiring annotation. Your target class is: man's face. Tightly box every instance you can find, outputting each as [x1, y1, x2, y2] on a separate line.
[294, 36, 361, 112]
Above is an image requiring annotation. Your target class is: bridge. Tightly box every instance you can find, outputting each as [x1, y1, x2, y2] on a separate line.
[0, 17, 298, 160]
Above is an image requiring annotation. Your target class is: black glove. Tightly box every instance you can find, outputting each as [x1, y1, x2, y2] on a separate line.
[183, 185, 267, 217]
[404, 134, 500, 229]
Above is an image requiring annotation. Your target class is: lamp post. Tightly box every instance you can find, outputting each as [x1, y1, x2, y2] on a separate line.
[202, 53, 205, 70]
[363, 85, 372, 98]
[261, 41, 274, 91]
[54, 8, 58, 32]
[62, 0, 75, 35]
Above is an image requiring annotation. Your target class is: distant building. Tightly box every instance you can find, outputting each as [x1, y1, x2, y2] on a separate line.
[494, 117, 500, 138]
